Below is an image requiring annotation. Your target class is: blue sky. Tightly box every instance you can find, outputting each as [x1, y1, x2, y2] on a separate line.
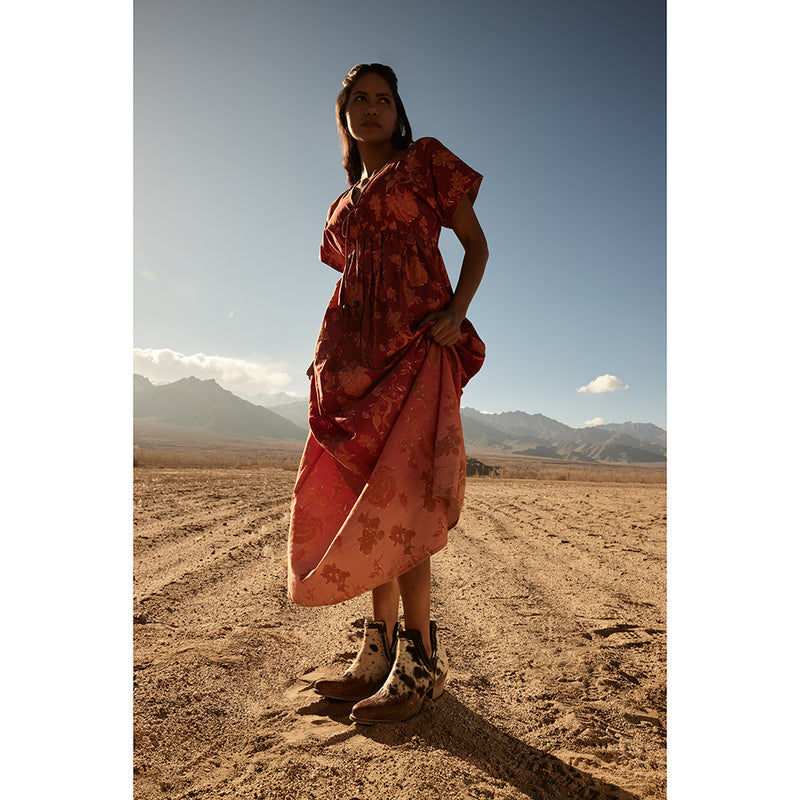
[134, 0, 665, 428]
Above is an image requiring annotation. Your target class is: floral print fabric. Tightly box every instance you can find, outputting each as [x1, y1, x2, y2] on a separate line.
[288, 138, 485, 606]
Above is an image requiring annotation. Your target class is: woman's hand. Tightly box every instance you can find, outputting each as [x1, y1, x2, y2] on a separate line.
[419, 307, 465, 348]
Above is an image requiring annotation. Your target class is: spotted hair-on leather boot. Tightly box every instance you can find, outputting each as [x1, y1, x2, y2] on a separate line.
[349, 621, 448, 724]
[313, 619, 398, 703]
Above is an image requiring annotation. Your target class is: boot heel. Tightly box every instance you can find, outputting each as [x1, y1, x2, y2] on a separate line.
[430, 669, 447, 700]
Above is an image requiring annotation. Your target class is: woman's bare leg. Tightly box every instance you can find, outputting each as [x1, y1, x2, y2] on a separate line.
[371, 578, 400, 635]
[397, 557, 432, 658]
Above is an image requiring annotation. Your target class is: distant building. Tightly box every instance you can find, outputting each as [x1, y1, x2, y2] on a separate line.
[466, 458, 499, 477]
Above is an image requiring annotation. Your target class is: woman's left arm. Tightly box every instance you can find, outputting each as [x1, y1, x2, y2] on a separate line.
[422, 195, 489, 347]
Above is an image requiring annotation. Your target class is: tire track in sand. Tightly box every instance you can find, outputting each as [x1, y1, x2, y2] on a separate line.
[133, 468, 295, 608]
[134, 469, 665, 800]
[432, 479, 665, 796]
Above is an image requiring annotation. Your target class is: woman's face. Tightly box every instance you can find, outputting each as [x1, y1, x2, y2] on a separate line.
[345, 72, 398, 147]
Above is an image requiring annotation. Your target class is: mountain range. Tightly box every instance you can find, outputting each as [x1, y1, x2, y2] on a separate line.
[134, 375, 666, 464]
[134, 374, 307, 442]
[459, 408, 665, 463]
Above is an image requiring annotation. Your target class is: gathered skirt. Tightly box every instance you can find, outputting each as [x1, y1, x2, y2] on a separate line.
[287, 331, 476, 606]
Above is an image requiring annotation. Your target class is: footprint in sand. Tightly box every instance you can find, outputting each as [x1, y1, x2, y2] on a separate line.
[282, 668, 357, 743]
[591, 624, 652, 648]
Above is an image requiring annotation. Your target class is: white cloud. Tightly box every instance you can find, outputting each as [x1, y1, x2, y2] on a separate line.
[584, 417, 606, 426]
[578, 374, 629, 394]
[133, 348, 293, 396]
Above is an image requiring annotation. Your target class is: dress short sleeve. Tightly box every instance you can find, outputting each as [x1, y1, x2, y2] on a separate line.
[319, 195, 347, 272]
[418, 138, 483, 228]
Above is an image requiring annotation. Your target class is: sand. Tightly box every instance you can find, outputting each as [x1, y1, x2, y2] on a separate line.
[133, 467, 666, 799]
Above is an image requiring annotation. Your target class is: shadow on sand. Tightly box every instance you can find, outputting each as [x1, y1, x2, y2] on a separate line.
[296, 688, 639, 800]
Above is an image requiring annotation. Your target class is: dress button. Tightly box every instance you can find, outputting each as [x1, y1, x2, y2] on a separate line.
[341, 303, 350, 312]
[352, 300, 360, 309]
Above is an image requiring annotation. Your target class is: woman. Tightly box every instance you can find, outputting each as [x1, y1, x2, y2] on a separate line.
[288, 63, 488, 724]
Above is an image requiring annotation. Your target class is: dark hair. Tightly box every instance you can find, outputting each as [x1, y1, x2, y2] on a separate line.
[335, 63, 413, 185]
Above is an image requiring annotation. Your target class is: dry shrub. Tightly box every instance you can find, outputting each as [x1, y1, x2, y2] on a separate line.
[470, 458, 665, 484]
[133, 448, 300, 471]
[132, 447, 664, 484]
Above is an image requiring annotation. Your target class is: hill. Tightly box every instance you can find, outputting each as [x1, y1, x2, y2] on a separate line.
[134, 375, 307, 442]
[461, 408, 666, 464]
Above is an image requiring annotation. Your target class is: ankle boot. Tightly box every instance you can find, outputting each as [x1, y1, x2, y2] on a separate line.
[349, 621, 448, 724]
[313, 619, 398, 702]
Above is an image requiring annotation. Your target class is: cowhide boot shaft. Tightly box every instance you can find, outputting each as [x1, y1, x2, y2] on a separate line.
[313, 619, 398, 703]
[350, 620, 448, 724]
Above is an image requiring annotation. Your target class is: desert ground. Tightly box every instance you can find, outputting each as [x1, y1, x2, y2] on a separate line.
[133, 465, 666, 800]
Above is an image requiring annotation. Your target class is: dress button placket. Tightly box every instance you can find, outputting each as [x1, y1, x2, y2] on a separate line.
[343, 242, 357, 314]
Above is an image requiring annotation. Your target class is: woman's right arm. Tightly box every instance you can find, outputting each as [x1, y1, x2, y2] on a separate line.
[421, 195, 488, 347]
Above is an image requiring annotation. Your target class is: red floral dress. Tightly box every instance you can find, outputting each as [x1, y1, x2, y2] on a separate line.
[288, 137, 485, 606]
